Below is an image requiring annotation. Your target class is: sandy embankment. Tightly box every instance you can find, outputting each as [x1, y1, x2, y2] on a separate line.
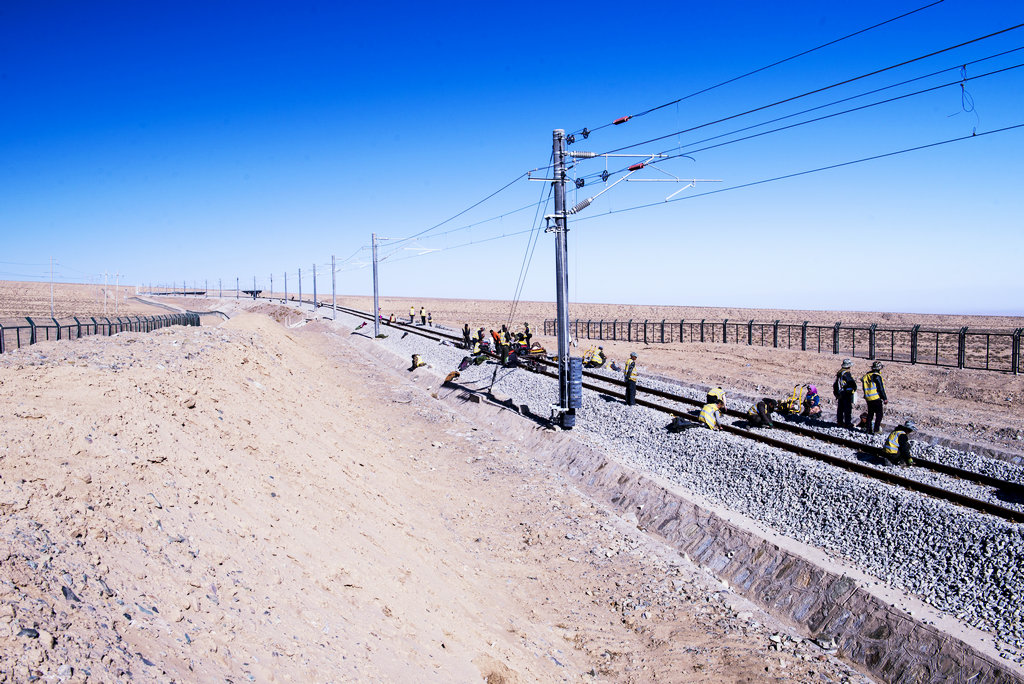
[0, 312, 864, 682]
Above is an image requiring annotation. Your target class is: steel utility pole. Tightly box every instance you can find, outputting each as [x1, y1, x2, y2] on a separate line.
[219, 278, 222, 298]
[236, 277, 239, 299]
[270, 274, 273, 300]
[331, 254, 336, 320]
[298, 268, 302, 308]
[253, 275, 257, 300]
[284, 272, 287, 303]
[372, 233, 380, 337]
[313, 263, 317, 310]
[550, 129, 578, 429]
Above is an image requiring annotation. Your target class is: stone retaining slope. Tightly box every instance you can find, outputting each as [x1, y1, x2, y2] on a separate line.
[350, 332, 1022, 684]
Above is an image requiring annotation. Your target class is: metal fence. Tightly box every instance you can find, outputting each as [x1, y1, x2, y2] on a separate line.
[543, 319, 1024, 374]
[0, 313, 200, 355]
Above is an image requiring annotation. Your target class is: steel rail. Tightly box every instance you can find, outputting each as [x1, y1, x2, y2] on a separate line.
[302, 301, 1024, 522]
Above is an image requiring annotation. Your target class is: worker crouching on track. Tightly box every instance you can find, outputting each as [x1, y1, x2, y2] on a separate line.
[802, 385, 821, 418]
[747, 398, 779, 428]
[623, 352, 638, 406]
[699, 398, 725, 430]
[706, 387, 726, 408]
[833, 359, 857, 430]
[861, 361, 888, 434]
[884, 420, 916, 466]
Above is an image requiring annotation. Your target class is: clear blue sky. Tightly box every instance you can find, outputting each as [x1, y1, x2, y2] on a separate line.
[2, 1, 1022, 314]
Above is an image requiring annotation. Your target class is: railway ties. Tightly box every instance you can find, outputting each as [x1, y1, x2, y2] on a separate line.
[325, 303, 1024, 524]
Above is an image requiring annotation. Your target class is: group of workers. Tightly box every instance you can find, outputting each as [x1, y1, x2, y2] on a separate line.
[458, 322, 534, 367]
[686, 357, 915, 465]
[407, 306, 433, 327]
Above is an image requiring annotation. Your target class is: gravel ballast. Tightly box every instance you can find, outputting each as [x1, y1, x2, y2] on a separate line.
[331, 310, 1024, 664]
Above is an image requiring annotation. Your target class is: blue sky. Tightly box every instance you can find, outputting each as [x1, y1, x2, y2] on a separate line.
[1, 1, 1022, 314]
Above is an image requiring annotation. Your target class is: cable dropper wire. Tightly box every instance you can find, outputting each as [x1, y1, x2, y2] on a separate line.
[570, 0, 948, 138]
[598, 22, 1024, 156]
[573, 45, 1024, 184]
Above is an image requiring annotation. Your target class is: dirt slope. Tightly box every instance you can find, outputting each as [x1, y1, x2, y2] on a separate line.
[0, 312, 865, 682]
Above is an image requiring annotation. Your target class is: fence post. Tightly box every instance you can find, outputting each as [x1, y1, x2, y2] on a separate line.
[27, 317, 36, 345]
[722, 318, 728, 344]
[51, 317, 61, 341]
[627, 319, 632, 343]
[957, 326, 968, 368]
[600, 320, 604, 341]
[773, 320, 780, 348]
[0, 322, 4, 353]
[800, 321, 808, 351]
[748, 320, 754, 345]
[661, 319, 665, 343]
[832, 321, 842, 354]
[643, 319, 648, 344]
[680, 320, 685, 343]
[1012, 328, 1023, 375]
[910, 324, 921, 364]
[587, 320, 591, 340]
[700, 319, 705, 343]
[73, 317, 82, 338]
[869, 323, 877, 359]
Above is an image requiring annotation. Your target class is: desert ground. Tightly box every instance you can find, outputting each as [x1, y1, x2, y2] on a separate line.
[0, 282, 879, 682]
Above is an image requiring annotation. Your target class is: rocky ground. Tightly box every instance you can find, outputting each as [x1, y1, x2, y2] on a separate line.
[0, 310, 870, 682]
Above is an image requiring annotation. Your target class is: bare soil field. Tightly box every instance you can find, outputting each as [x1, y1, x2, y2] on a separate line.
[0, 281, 166, 320]
[0, 309, 867, 682]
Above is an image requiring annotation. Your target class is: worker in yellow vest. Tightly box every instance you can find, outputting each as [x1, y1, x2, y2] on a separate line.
[861, 361, 888, 434]
[884, 420, 915, 465]
[623, 352, 638, 405]
[409, 306, 415, 323]
[699, 399, 725, 430]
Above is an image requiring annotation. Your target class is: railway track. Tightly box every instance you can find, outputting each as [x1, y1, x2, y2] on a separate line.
[286, 298, 1024, 524]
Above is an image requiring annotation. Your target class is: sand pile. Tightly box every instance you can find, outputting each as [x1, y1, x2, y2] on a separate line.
[0, 313, 864, 682]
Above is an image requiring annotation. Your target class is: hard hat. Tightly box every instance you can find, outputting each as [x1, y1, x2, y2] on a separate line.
[872, 361, 884, 370]
[630, 352, 637, 358]
[598, 346, 603, 350]
[808, 385, 818, 394]
[902, 420, 917, 432]
[841, 358, 853, 368]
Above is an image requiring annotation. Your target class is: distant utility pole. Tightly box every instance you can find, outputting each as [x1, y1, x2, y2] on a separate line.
[298, 268, 302, 308]
[219, 278, 222, 298]
[313, 263, 317, 310]
[372, 233, 380, 338]
[331, 254, 336, 320]
[284, 272, 287, 303]
[236, 277, 239, 299]
[103, 271, 109, 315]
[253, 275, 257, 300]
[270, 273, 273, 300]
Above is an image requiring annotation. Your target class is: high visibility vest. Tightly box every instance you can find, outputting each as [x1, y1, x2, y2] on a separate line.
[884, 429, 905, 454]
[499, 331, 509, 344]
[593, 351, 604, 364]
[699, 403, 720, 429]
[862, 372, 881, 402]
[410, 307, 415, 315]
[420, 308, 425, 316]
[472, 341, 481, 354]
[708, 387, 725, 403]
[624, 360, 637, 382]
[747, 403, 761, 418]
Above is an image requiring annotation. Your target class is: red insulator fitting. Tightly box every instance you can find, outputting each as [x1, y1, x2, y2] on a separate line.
[613, 115, 631, 125]
[627, 162, 645, 171]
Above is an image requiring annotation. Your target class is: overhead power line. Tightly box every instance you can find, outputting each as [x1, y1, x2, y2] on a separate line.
[569, 0, 948, 141]
[600, 22, 1024, 156]
[570, 122, 1024, 222]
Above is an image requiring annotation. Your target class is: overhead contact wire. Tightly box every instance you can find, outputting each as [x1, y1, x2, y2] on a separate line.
[571, 0, 948, 138]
